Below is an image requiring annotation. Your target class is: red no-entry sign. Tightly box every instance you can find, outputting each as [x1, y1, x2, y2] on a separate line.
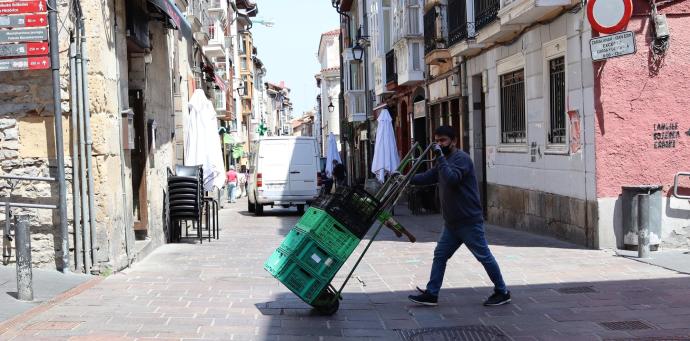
[0, 0, 47, 15]
[587, 0, 633, 34]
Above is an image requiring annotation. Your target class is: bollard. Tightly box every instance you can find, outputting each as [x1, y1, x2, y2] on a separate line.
[14, 215, 33, 301]
[638, 194, 651, 259]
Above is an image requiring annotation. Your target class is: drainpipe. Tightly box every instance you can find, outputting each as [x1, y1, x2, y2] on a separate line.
[47, 0, 70, 273]
[69, 36, 83, 273]
[75, 29, 92, 274]
[80, 17, 98, 272]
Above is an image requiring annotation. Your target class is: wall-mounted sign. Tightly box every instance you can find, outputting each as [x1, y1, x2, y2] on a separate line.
[653, 122, 680, 149]
[587, 0, 633, 34]
[590, 31, 636, 61]
[0, 13, 47, 28]
[0, 28, 49, 43]
[413, 100, 425, 119]
[0, 42, 48, 58]
[0, 0, 46, 15]
[0, 56, 50, 71]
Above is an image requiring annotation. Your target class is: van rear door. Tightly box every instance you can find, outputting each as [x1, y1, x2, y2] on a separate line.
[258, 140, 291, 194]
[288, 140, 318, 197]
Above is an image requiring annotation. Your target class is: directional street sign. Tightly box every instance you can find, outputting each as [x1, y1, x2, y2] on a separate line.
[0, 14, 48, 28]
[0, 42, 49, 58]
[0, 28, 48, 43]
[0, 56, 50, 72]
[0, 0, 47, 15]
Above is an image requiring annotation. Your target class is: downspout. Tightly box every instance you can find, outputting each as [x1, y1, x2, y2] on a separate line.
[112, 0, 132, 264]
[80, 17, 98, 272]
[69, 35, 82, 273]
[47, 0, 70, 273]
[362, 0, 371, 181]
[332, 1, 351, 185]
[75, 27, 92, 274]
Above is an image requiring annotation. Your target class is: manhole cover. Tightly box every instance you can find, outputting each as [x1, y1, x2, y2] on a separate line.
[599, 320, 654, 331]
[396, 325, 507, 341]
[556, 286, 597, 294]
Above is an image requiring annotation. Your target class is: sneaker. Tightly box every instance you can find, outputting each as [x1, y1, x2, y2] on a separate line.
[408, 289, 438, 306]
[483, 290, 511, 306]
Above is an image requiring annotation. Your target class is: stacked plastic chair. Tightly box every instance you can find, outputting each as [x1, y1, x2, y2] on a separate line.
[168, 165, 204, 243]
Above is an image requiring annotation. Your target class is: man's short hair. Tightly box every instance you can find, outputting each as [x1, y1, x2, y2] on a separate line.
[434, 126, 456, 140]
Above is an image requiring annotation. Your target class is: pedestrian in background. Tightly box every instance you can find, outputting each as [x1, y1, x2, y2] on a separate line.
[226, 166, 238, 203]
[237, 169, 247, 198]
[408, 126, 510, 307]
[332, 160, 346, 188]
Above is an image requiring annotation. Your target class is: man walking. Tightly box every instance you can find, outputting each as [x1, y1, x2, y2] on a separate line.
[226, 166, 238, 203]
[332, 160, 346, 188]
[408, 126, 510, 307]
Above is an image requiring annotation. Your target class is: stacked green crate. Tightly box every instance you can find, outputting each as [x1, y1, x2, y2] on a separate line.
[264, 207, 361, 304]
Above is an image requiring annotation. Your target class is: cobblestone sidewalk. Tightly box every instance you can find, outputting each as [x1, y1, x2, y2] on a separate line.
[0, 199, 689, 340]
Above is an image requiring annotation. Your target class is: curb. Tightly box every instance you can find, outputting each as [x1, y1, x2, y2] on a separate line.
[0, 275, 104, 336]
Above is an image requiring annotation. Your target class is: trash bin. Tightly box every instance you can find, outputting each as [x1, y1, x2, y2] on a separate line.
[621, 185, 663, 251]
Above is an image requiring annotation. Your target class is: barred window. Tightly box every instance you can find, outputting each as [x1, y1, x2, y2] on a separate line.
[548, 57, 566, 144]
[500, 69, 526, 144]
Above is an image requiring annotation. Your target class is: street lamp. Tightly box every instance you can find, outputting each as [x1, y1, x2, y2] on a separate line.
[352, 42, 365, 62]
[236, 85, 245, 97]
[328, 101, 335, 113]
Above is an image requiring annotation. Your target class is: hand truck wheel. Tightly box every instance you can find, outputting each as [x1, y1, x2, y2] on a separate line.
[312, 290, 340, 316]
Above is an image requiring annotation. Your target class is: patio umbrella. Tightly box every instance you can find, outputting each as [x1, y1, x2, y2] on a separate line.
[325, 132, 342, 178]
[184, 89, 225, 191]
[371, 108, 400, 183]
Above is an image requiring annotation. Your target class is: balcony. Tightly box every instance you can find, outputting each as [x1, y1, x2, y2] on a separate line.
[207, 0, 224, 13]
[424, 7, 451, 65]
[472, 0, 521, 46]
[202, 25, 225, 58]
[346, 90, 366, 122]
[498, 0, 576, 26]
[475, 0, 500, 32]
[394, 39, 425, 86]
[373, 57, 390, 96]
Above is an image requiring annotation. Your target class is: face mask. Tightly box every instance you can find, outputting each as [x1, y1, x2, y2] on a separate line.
[441, 145, 453, 155]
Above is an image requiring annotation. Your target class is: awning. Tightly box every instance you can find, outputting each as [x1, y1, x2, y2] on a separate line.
[214, 75, 227, 91]
[148, 0, 193, 42]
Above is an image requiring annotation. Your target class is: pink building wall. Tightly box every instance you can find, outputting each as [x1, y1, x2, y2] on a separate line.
[594, 0, 690, 199]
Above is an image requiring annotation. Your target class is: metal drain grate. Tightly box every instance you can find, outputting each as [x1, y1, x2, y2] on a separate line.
[599, 320, 654, 331]
[396, 325, 508, 341]
[556, 286, 597, 294]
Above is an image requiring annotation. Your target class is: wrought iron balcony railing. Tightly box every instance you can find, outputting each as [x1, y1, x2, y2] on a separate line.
[447, 0, 468, 46]
[474, 0, 500, 32]
[423, 9, 438, 54]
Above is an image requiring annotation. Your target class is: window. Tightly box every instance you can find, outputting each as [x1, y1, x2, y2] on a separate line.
[412, 42, 421, 71]
[548, 56, 566, 145]
[499, 69, 526, 144]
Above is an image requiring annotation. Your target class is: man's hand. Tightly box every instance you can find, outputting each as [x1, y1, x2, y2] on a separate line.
[432, 143, 443, 157]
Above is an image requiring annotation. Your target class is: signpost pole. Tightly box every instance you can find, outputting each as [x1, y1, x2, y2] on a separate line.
[47, 0, 70, 273]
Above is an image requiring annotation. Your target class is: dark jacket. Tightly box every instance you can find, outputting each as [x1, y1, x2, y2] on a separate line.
[411, 149, 483, 226]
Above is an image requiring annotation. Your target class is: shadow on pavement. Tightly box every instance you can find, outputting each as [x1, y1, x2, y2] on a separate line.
[254, 276, 690, 340]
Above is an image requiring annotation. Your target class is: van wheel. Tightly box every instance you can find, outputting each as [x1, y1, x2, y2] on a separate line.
[248, 198, 255, 213]
[255, 201, 264, 216]
[297, 204, 305, 214]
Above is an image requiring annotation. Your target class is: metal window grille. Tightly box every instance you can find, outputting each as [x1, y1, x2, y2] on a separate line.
[500, 69, 526, 144]
[474, 0, 500, 32]
[548, 57, 566, 144]
[447, 0, 468, 46]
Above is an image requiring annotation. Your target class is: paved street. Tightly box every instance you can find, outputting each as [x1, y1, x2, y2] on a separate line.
[1, 199, 690, 340]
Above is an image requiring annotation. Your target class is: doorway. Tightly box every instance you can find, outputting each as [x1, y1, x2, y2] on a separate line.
[129, 89, 148, 233]
[472, 75, 488, 218]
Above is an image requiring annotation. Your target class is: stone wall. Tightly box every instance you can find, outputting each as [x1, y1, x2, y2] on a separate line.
[487, 183, 598, 247]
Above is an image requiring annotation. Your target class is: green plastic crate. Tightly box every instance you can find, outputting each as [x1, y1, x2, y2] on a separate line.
[264, 247, 291, 277]
[309, 218, 360, 261]
[296, 207, 331, 233]
[276, 261, 327, 304]
[294, 239, 343, 281]
[278, 227, 310, 254]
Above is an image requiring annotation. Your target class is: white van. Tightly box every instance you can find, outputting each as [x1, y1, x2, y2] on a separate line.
[247, 136, 319, 215]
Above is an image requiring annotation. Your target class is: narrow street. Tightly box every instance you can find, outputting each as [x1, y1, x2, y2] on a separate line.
[1, 200, 689, 340]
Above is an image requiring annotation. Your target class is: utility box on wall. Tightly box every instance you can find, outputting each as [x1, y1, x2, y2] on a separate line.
[122, 109, 135, 150]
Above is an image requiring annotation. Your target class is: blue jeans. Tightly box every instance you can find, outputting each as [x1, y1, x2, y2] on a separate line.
[226, 183, 236, 202]
[426, 222, 507, 296]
